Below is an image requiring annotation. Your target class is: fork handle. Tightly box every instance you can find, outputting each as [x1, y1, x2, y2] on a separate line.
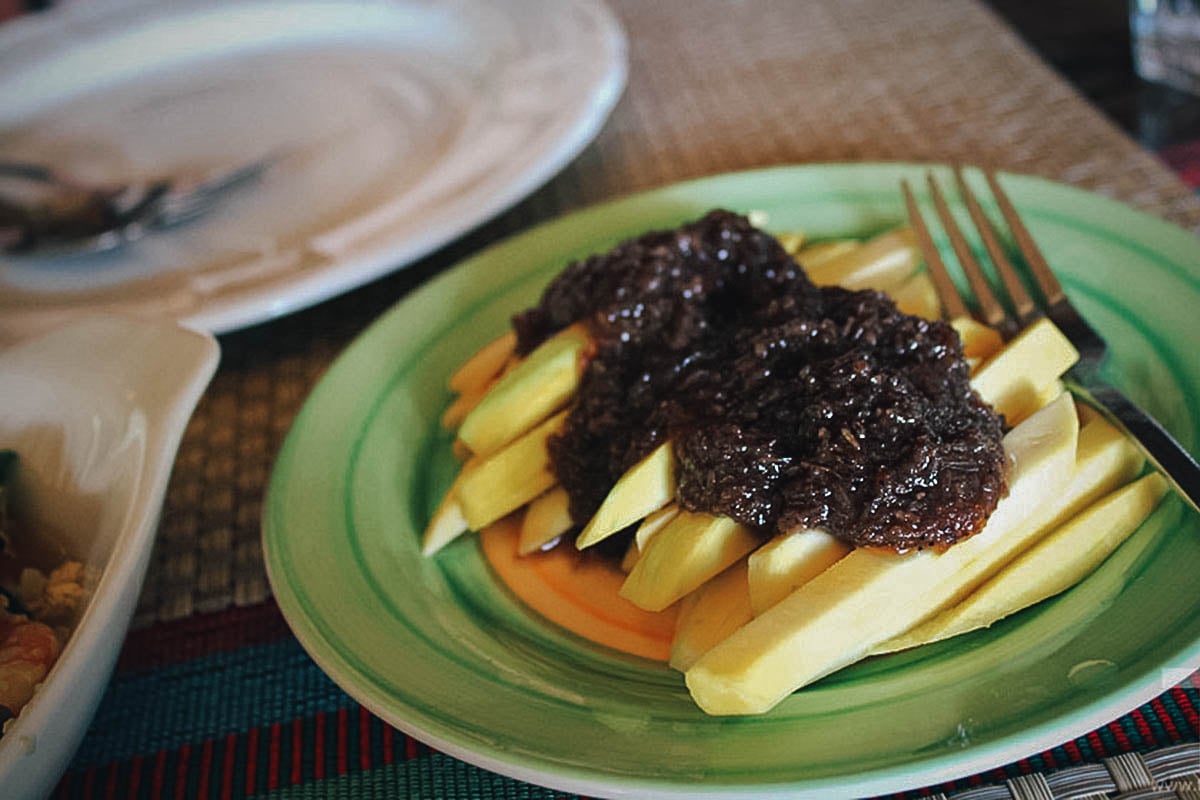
[0, 161, 58, 183]
[1067, 376, 1200, 514]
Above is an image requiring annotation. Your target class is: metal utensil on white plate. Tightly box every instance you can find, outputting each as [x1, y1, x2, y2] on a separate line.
[0, 156, 272, 257]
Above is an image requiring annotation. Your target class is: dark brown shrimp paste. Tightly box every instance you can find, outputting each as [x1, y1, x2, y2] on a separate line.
[512, 210, 1007, 552]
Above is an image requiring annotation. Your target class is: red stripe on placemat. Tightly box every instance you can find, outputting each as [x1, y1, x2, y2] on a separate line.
[1150, 696, 1182, 740]
[314, 711, 326, 780]
[151, 750, 167, 799]
[1108, 720, 1133, 752]
[173, 743, 190, 800]
[221, 733, 237, 800]
[382, 720, 394, 765]
[119, 600, 294, 672]
[1173, 687, 1199, 734]
[405, 733, 418, 760]
[197, 738, 214, 800]
[128, 755, 142, 798]
[359, 706, 372, 772]
[244, 726, 259, 796]
[1129, 707, 1156, 743]
[1064, 739, 1085, 763]
[337, 707, 349, 776]
[268, 722, 282, 791]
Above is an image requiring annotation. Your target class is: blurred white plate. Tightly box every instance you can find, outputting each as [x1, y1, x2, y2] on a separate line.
[0, 0, 626, 342]
[0, 314, 217, 800]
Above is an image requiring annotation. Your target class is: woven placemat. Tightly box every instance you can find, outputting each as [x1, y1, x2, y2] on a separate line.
[133, 0, 1200, 625]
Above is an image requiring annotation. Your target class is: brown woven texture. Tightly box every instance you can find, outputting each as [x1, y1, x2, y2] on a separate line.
[133, 0, 1200, 625]
[930, 743, 1200, 799]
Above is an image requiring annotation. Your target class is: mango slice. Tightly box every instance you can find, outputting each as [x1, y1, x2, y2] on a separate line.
[1025, 413, 1147, 534]
[1032, 379, 1066, 412]
[670, 558, 754, 671]
[458, 324, 589, 457]
[442, 377, 497, 431]
[885, 473, 1167, 650]
[448, 330, 517, 395]
[620, 538, 641, 573]
[458, 411, 568, 530]
[421, 491, 469, 556]
[622, 503, 681, 573]
[518, 486, 573, 555]
[747, 529, 851, 616]
[872, 413, 1146, 653]
[796, 239, 860, 268]
[621, 510, 758, 612]
[635, 502, 680, 551]
[776, 232, 807, 255]
[890, 271, 941, 320]
[971, 317, 1079, 424]
[805, 227, 918, 292]
[421, 455, 483, 555]
[952, 317, 1005, 373]
[577, 443, 676, 549]
[685, 393, 1079, 715]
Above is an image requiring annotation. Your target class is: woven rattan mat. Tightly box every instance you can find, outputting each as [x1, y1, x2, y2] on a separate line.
[134, 0, 1200, 623]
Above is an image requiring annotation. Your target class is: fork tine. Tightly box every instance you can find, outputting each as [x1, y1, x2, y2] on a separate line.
[901, 178, 969, 321]
[925, 173, 1009, 331]
[151, 158, 270, 228]
[953, 167, 1037, 330]
[984, 170, 1065, 306]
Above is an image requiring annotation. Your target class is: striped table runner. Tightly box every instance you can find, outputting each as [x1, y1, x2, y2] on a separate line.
[54, 600, 1199, 800]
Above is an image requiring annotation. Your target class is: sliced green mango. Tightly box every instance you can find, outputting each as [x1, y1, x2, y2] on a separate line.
[620, 510, 758, 612]
[458, 324, 589, 457]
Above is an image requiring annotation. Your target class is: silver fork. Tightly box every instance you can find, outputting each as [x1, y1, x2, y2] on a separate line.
[0, 156, 271, 257]
[902, 167, 1200, 514]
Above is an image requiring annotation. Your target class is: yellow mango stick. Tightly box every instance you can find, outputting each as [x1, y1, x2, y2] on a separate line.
[881, 473, 1167, 651]
[577, 443, 676, 549]
[621, 510, 758, 612]
[448, 330, 517, 395]
[518, 486, 573, 555]
[670, 558, 754, 672]
[457, 411, 568, 530]
[458, 324, 589, 457]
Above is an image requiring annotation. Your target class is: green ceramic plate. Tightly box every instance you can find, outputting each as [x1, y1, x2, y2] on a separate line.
[263, 163, 1200, 799]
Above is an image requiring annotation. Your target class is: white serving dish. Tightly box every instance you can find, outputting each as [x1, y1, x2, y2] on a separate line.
[0, 314, 218, 800]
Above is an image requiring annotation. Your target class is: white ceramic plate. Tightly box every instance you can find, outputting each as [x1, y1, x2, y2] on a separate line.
[0, 0, 626, 342]
[0, 315, 217, 800]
